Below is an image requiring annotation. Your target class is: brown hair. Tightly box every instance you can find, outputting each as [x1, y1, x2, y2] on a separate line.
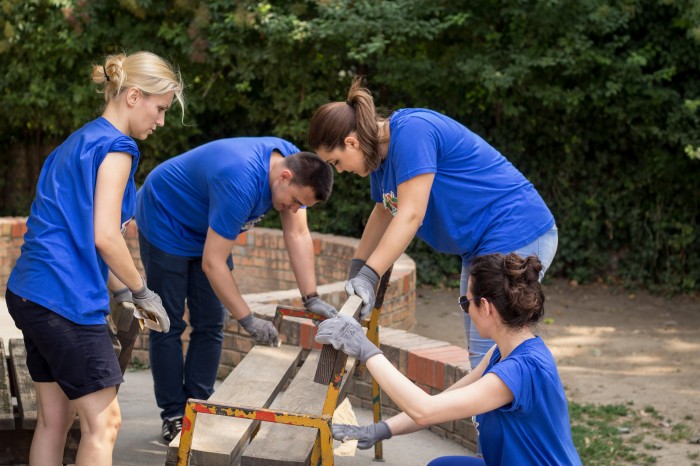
[284, 152, 334, 202]
[308, 77, 386, 172]
[91, 51, 185, 121]
[470, 253, 545, 329]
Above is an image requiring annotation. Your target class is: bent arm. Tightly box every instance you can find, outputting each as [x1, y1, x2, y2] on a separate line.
[376, 349, 496, 436]
[367, 352, 512, 426]
[280, 208, 316, 297]
[202, 227, 251, 320]
[94, 152, 143, 291]
[365, 173, 434, 276]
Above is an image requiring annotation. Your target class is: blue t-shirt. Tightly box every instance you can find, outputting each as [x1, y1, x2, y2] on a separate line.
[8, 117, 140, 325]
[370, 109, 554, 262]
[135, 137, 300, 256]
[477, 338, 582, 465]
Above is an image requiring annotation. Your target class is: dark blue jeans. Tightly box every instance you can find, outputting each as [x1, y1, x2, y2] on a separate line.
[138, 233, 229, 420]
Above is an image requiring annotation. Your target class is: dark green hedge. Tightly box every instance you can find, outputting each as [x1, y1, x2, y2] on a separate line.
[1, 0, 698, 292]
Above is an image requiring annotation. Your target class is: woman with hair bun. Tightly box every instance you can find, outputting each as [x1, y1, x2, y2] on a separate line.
[5, 51, 184, 465]
[316, 253, 581, 465]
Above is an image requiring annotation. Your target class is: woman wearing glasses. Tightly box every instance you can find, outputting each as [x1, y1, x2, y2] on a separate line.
[308, 78, 557, 369]
[316, 253, 581, 466]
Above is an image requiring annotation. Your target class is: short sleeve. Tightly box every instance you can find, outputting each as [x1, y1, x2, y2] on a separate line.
[488, 356, 535, 414]
[109, 136, 140, 159]
[390, 117, 438, 186]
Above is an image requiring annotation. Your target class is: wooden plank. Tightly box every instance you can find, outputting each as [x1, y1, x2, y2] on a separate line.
[241, 350, 357, 466]
[165, 344, 303, 466]
[0, 340, 14, 430]
[314, 295, 363, 384]
[9, 339, 36, 430]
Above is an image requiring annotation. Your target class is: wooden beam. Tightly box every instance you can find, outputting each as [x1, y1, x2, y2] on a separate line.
[166, 344, 303, 466]
[9, 339, 36, 430]
[240, 348, 356, 466]
[0, 340, 14, 430]
[313, 295, 363, 385]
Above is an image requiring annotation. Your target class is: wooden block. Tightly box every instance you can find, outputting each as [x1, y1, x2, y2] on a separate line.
[313, 295, 362, 384]
[9, 339, 36, 430]
[166, 344, 303, 466]
[0, 339, 14, 430]
[241, 350, 356, 466]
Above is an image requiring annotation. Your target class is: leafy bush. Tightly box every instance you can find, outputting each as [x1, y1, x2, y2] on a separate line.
[1, 0, 698, 291]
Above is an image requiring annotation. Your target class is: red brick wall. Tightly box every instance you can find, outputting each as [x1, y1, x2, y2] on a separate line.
[1, 217, 475, 448]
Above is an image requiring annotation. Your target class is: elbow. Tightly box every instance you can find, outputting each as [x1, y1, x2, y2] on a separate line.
[94, 230, 119, 255]
[201, 258, 215, 278]
[405, 406, 435, 427]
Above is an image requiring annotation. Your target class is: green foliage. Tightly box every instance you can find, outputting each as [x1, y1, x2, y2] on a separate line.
[1, 0, 699, 292]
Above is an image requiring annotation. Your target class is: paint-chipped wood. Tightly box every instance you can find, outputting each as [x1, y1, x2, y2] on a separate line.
[165, 344, 303, 466]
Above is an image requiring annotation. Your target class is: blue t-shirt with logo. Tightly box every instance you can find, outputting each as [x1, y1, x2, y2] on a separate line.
[370, 109, 554, 262]
[135, 137, 300, 256]
[8, 117, 140, 325]
[477, 337, 582, 465]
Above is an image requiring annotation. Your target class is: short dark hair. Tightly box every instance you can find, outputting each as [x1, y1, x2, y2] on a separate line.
[470, 253, 545, 329]
[284, 151, 334, 202]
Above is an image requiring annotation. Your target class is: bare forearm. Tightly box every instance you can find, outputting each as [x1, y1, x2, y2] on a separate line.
[284, 230, 316, 297]
[365, 210, 422, 276]
[96, 235, 142, 291]
[202, 261, 250, 320]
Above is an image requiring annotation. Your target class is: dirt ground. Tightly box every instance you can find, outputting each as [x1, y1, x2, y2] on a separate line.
[413, 278, 700, 464]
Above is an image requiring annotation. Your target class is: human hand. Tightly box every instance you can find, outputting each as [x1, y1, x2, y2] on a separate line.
[315, 314, 382, 363]
[303, 296, 338, 320]
[111, 286, 133, 304]
[132, 280, 170, 333]
[345, 265, 380, 319]
[332, 421, 392, 449]
[238, 314, 279, 346]
[347, 258, 366, 280]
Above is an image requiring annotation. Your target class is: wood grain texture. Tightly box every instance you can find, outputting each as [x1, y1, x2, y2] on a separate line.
[0, 340, 14, 430]
[9, 339, 36, 430]
[166, 344, 303, 466]
[313, 295, 363, 384]
[241, 350, 357, 466]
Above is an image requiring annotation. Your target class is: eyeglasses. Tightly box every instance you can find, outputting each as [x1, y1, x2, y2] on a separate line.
[457, 295, 482, 313]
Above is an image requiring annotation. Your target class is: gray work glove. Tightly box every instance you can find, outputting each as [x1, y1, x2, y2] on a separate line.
[347, 258, 366, 280]
[132, 280, 170, 333]
[238, 313, 279, 346]
[111, 287, 133, 304]
[332, 421, 392, 450]
[315, 314, 382, 364]
[303, 296, 338, 319]
[345, 265, 380, 319]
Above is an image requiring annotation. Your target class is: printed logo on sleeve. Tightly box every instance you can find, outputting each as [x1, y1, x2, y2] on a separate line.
[382, 192, 398, 216]
[242, 214, 265, 231]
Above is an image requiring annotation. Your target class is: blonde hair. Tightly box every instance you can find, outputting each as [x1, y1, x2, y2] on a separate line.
[91, 51, 185, 120]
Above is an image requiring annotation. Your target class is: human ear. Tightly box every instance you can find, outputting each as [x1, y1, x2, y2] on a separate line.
[126, 87, 140, 107]
[344, 135, 360, 149]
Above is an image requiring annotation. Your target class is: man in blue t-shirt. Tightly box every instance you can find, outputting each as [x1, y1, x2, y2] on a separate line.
[134, 137, 335, 442]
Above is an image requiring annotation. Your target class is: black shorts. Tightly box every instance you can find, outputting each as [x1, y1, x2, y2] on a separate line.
[5, 288, 123, 400]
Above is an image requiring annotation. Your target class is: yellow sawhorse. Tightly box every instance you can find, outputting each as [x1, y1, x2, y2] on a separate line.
[176, 268, 392, 466]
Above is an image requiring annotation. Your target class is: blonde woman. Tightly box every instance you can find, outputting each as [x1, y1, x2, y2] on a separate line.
[6, 51, 184, 465]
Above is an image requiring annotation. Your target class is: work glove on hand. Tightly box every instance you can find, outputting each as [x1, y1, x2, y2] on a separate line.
[132, 279, 170, 333]
[345, 265, 380, 319]
[347, 258, 366, 280]
[303, 296, 338, 320]
[111, 287, 133, 304]
[238, 314, 279, 346]
[315, 314, 382, 363]
[332, 421, 392, 450]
